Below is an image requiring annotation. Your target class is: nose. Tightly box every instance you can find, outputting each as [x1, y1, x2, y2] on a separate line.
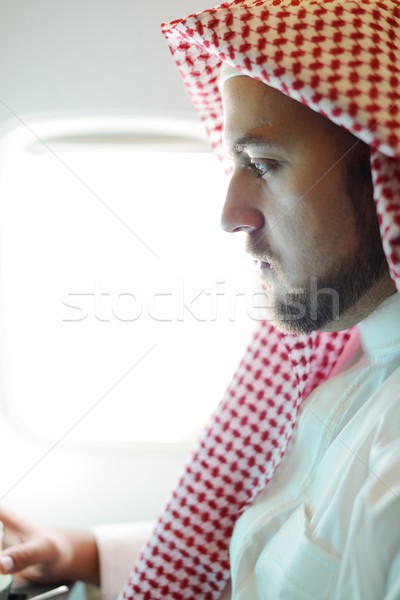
[221, 171, 265, 233]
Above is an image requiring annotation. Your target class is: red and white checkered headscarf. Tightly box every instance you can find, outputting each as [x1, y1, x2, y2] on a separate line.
[120, 1, 400, 598]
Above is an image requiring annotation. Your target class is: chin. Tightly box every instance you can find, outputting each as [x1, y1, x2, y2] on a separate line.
[270, 316, 319, 336]
[267, 296, 341, 336]
[264, 306, 314, 335]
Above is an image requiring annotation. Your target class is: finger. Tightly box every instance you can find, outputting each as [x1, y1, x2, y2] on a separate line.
[0, 540, 50, 575]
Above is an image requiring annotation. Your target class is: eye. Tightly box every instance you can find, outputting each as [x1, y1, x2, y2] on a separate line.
[249, 159, 279, 178]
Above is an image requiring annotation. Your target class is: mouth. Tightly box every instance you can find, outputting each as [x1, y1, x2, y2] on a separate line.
[246, 233, 276, 269]
[251, 254, 276, 274]
[255, 259, 272, 273]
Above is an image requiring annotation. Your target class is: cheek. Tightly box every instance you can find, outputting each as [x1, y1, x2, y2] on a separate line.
[263, 184, 308, 261]
[294, 168, 358, 248]
[308, 194, 359, 262]
[265, 161, 359, 253]
[270, 189, 359, 277]
[283, 213, 321, 270]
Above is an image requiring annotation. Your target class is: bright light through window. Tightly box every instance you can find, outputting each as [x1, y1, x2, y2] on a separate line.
[1, 146, 257, 444]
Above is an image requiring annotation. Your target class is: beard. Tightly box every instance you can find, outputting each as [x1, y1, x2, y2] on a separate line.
[251, 153, 390, 335]
[271, 230, 387, 334]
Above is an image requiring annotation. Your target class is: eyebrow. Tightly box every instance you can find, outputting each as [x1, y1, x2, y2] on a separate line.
[227, 135, 283, 158]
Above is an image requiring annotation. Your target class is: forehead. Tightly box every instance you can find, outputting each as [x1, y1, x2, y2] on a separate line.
[221, 76, 342, 150]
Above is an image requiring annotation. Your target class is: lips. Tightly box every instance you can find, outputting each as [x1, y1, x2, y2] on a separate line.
[256, 259, 274, 278]
[248, 236, 277, 274]
[253, 256, 272, 271]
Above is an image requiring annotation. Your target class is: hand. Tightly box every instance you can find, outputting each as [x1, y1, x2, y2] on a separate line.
[0, 505, 100, 586]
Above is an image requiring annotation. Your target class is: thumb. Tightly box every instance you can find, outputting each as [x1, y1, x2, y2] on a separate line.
[0, 540, 47, 574]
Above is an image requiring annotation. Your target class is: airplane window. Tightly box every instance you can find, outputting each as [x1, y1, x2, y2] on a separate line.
[0, 146, 257, 444]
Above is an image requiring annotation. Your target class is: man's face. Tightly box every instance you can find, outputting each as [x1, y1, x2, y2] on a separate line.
[221, 76, 394, 334]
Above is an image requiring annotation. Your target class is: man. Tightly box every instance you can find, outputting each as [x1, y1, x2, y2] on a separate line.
[0, 1, 399, 598]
